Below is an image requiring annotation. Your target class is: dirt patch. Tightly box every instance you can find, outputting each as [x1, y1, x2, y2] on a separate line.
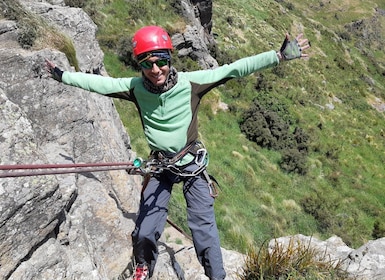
[368, 96, 385, 113]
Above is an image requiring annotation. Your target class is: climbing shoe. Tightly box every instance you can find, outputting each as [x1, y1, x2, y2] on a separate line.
[133, 263, 149, 280]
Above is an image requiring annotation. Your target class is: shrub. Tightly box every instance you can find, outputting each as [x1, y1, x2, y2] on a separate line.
[293, 127, 309, 153]
[17, 20, 38, 49]
[337, 30, 351, 41]
[240, 99, 309, 174]
[64, 0, 87, 8]
[300, 191, 338, 233]
[280, 148, 308, 175]
[116, 36, 139, 70]
[240, 101, 291, 150]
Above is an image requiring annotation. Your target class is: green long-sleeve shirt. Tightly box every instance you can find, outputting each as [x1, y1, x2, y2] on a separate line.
[62, 50, 279, 156]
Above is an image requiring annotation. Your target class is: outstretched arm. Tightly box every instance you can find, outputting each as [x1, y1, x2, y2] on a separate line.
[45, 59, 136, 96]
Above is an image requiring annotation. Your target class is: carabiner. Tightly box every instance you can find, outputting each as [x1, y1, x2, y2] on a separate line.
[195, 148, 208, 166]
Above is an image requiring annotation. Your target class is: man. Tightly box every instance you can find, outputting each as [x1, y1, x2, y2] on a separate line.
[46, 25, 310, 280]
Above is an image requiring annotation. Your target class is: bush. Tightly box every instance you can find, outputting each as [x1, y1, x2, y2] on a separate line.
[300, 192, 336, 232]
[293, 127, 309, 153]
[64, 0, 87, 8]
[240, 101, 292, 150]
[279, 148, 308, 175]
[240, 99, 309, 174]
[116, 36, 139, 70]
[17, 20, 38, 49]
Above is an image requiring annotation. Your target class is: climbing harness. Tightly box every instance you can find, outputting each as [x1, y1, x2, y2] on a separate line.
[136, 141, 219, 197]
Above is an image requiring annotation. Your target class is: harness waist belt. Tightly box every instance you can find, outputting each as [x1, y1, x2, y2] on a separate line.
[151, 140, 203, 163]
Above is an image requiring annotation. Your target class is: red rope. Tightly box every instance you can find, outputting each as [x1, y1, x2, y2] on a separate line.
[0, 162, 134, 170]
[0, 162, 137, 178]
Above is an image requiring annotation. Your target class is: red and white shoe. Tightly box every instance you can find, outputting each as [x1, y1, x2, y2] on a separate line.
[133, 264, 149, 280]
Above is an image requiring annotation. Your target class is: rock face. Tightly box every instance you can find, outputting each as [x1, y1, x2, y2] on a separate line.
[0, 0, 242, 279]
[174, 0, 218, 69]
[0, 1, 139, 279]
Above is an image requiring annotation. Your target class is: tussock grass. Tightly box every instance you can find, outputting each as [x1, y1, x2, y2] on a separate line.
[37, 31, 80, 71]
[240, 237, 350, 280]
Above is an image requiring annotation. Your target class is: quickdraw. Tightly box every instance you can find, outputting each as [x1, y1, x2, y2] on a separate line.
[131, 149, 208, 177]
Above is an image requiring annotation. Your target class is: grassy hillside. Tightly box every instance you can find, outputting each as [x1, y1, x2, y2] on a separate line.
[67, 0, 385, 251]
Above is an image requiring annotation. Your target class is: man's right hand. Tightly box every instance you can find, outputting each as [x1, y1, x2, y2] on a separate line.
[278, 33, 310, 61]
[45, 59, 63, 82]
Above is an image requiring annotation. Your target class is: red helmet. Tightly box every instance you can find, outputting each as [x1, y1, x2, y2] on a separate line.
[132, 26, 173, 57]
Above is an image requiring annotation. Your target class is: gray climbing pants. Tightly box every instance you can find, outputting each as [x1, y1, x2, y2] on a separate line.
[131, 163, 226, 279]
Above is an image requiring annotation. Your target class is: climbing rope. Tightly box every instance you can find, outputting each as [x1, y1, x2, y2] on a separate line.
[0, 162, 138, 178]
[0, 156, 207, 178]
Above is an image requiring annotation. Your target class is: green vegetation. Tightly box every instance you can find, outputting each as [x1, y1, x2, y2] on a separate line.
[68, 0, 385, 252]
[66, 0, 385, 255]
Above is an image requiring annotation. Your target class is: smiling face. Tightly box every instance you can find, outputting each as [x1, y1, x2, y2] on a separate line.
[141, 56, 170, 86]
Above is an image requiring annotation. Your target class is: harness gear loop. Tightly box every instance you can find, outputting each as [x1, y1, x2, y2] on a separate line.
[150, 141, 219, 197]
[151, 141, 208, 176]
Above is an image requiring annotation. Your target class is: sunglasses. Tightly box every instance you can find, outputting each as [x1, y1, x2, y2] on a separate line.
[140, 59, 169, 69]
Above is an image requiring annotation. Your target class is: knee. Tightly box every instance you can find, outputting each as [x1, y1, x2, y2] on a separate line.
[187, 207, 216, 227]
[132, 226, 162, 244]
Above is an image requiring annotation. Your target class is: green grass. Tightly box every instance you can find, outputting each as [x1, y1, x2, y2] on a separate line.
[76, 0, 385, 252]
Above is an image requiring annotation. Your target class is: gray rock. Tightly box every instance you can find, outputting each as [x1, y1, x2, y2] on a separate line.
[0, 1, 138, 279]
[174, 0, 218, 69]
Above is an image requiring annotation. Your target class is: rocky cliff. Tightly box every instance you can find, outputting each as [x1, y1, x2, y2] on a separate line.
[1, 1, 385, 280]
